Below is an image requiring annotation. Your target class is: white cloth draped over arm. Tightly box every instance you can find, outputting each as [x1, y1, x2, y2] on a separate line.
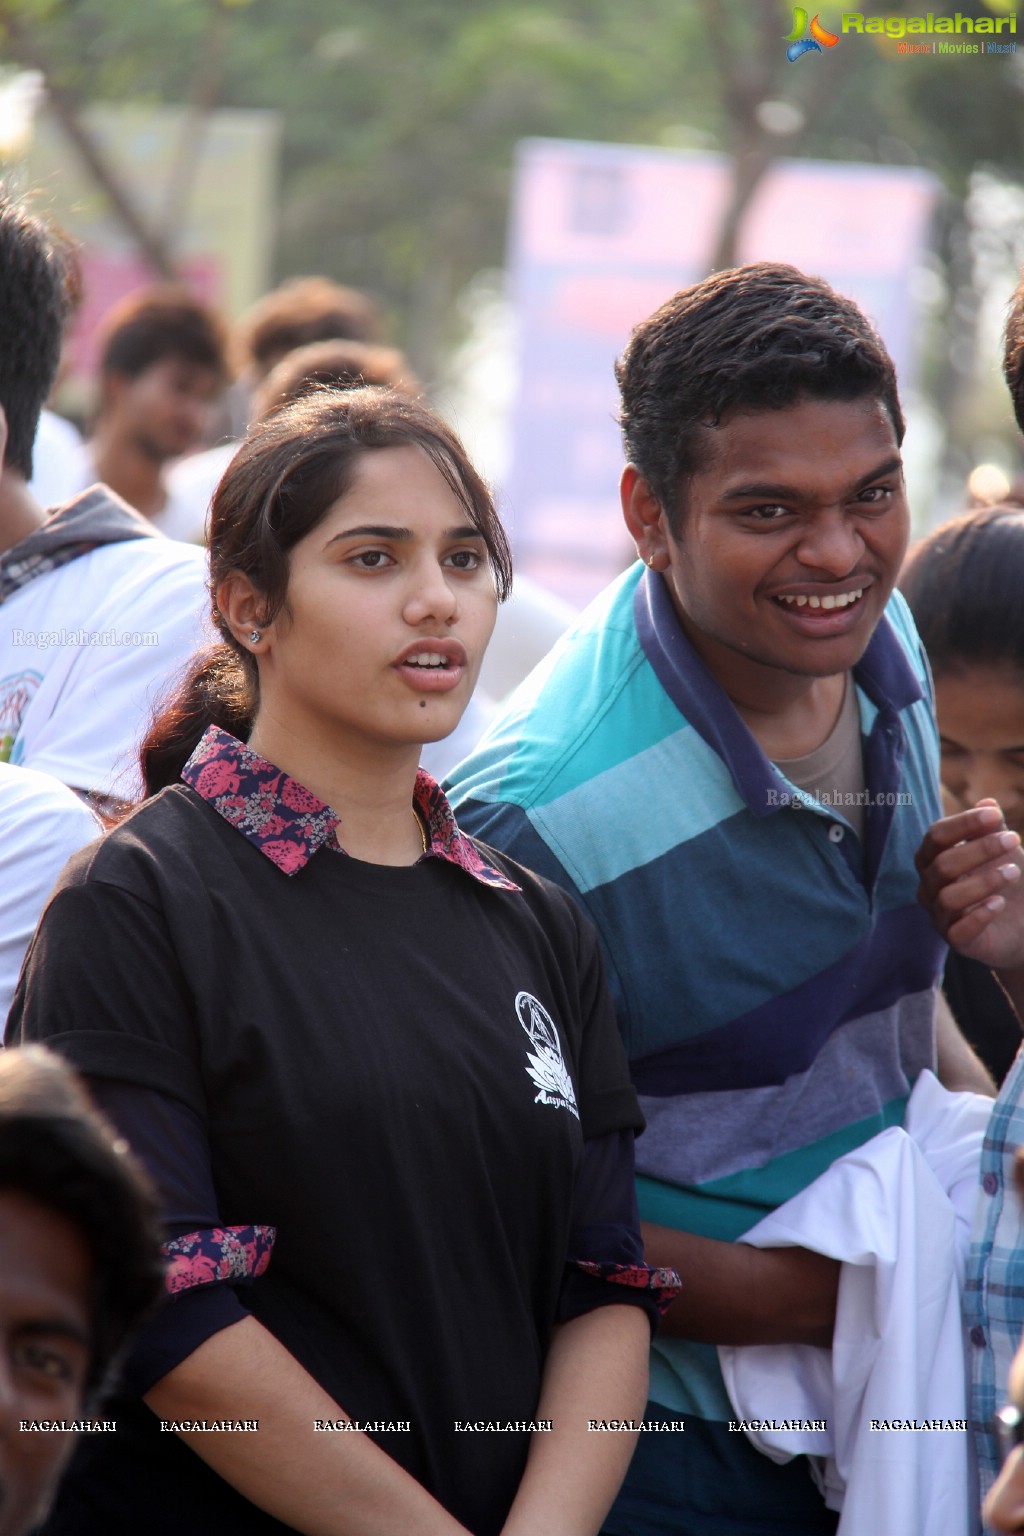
[718, 1070, 990, 1536]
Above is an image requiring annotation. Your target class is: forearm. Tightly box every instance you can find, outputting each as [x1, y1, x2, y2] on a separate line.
[500, 1305, 650, 1536]
[144, 1316, 469, 1536]
[641, 1223, 838, 1347]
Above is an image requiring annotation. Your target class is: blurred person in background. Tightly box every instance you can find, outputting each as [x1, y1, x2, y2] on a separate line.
[0, 1043, 161, 1536]
[901, 506, 1024, 1086]
[251, 337, 420, 419]
[167, 276, 385, 539]
[85, 285, 228, 540]
[0, 191, 210, 811]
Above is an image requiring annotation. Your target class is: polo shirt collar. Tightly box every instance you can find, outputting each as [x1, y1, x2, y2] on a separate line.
[633, 565, 923, 820]
[182, 724, 519, 889]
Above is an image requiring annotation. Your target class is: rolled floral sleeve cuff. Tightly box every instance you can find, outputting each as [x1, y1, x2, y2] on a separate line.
[122, 1226, 277, 1396]
[163, 1225, 276, 1296]
[557, 1129, 681, 1333]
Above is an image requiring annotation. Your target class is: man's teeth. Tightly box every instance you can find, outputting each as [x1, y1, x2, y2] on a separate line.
[408, 653, 447, 667]
[778, 588, 863, 611]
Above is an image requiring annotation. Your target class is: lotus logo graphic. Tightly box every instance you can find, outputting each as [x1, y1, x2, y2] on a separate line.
[516, 991, 579, 1120]
[785, 7, 840, 60]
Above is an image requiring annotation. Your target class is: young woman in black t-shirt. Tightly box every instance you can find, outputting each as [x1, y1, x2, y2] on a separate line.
[9, 389, 670, 1536]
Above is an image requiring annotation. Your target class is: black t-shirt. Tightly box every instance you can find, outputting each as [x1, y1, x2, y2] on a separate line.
[9, 783, 642, 1536]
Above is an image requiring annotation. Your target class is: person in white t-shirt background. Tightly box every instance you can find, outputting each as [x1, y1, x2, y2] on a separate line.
[0, 190, 211, 811]
[0, 762, 98, 1017]
[83, 286, 228, 542]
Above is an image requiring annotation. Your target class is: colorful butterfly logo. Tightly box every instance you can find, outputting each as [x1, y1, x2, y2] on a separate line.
[785, 7, 840, 61]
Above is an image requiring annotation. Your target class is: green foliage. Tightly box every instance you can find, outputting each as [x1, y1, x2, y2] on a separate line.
[5, 0, 1022, 385]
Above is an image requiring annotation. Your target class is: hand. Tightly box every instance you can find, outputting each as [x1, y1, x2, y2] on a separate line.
[915, 800, 1024, 969]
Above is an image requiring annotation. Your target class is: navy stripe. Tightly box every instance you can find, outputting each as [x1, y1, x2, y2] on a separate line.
[631, 902, 943, 1095]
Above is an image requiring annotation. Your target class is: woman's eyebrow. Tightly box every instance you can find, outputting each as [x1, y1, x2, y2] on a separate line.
[324, 523, 485, 547]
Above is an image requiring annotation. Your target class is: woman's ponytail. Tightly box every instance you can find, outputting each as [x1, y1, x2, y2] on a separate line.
[138, 644, 256, 797]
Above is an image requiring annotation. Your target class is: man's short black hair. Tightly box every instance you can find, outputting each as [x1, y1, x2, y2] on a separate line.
[0, 1046, 162, 1400]
[615, 262, 905, 529]
[0, 190, 77, 479]
[98, 285, 228, 384]
[1003, 271, 1024, 435]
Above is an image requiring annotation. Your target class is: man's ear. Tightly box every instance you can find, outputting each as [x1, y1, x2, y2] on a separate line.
[621, 464, 671, 572]
[216, 571, 271, 654]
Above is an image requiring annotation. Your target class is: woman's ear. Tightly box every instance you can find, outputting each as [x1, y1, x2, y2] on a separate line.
[620, 464, 671, 573]
[216, 572, 270, 654]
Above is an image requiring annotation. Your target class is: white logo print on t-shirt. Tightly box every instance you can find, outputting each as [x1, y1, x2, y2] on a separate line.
[516, 991, 579, 1120]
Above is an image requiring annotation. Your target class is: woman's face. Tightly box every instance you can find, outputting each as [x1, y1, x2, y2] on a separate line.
[935, 665, 1024, 838]
[253, 443, 498, 760]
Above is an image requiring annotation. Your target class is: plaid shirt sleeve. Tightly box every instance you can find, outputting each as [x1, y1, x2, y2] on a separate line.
[964, 1047, 1024, 1510]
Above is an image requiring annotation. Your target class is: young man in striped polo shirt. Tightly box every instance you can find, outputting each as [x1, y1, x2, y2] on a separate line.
[448, 262, 990, 1535]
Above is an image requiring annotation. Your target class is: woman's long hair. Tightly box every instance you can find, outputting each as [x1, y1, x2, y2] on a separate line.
[139, 387, 512, 797]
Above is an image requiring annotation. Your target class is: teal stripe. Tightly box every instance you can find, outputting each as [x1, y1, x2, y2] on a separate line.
[525, 656, 684, 801]
[649, 1338, 734, 1419]
[637, 1093, 910, 1241]
[529, 725, 744, 894]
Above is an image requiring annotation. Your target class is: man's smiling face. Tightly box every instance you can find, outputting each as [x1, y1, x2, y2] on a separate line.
[649, 394, 909, 702]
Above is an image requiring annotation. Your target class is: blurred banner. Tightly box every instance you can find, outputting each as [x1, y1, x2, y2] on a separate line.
[24, 104, 280, 405]
[505, 138, 939, 607]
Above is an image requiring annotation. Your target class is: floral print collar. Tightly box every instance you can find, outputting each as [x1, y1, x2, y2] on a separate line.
[182, 725, 519, 890]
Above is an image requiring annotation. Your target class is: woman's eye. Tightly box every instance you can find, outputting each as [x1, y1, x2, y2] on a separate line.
[445, 550, 482, 570]
[352, 551, 390, 569]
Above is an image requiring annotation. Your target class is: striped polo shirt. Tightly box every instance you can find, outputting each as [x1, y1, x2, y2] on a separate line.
[448, 561, 944, 1433]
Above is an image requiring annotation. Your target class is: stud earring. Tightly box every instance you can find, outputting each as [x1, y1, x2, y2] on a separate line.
[249, 629, 261, 644]
[647, 556, 656, 568]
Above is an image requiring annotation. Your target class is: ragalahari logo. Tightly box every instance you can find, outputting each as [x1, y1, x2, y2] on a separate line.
[785, 7, 840, 60]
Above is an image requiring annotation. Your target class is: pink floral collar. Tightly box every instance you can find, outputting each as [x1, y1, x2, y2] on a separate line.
[182, 725, 519, 889]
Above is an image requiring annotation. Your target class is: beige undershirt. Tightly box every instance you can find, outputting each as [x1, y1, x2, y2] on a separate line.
[773, 677, 866, 839]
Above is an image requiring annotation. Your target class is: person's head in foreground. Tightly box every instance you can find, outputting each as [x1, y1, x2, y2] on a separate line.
[901, 506, 1024, 839]
[141, 385, 512, 795]
[616, 261, 907, 700]
[0, 189, 77, 486]
[0, 1045, 160, 1536]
